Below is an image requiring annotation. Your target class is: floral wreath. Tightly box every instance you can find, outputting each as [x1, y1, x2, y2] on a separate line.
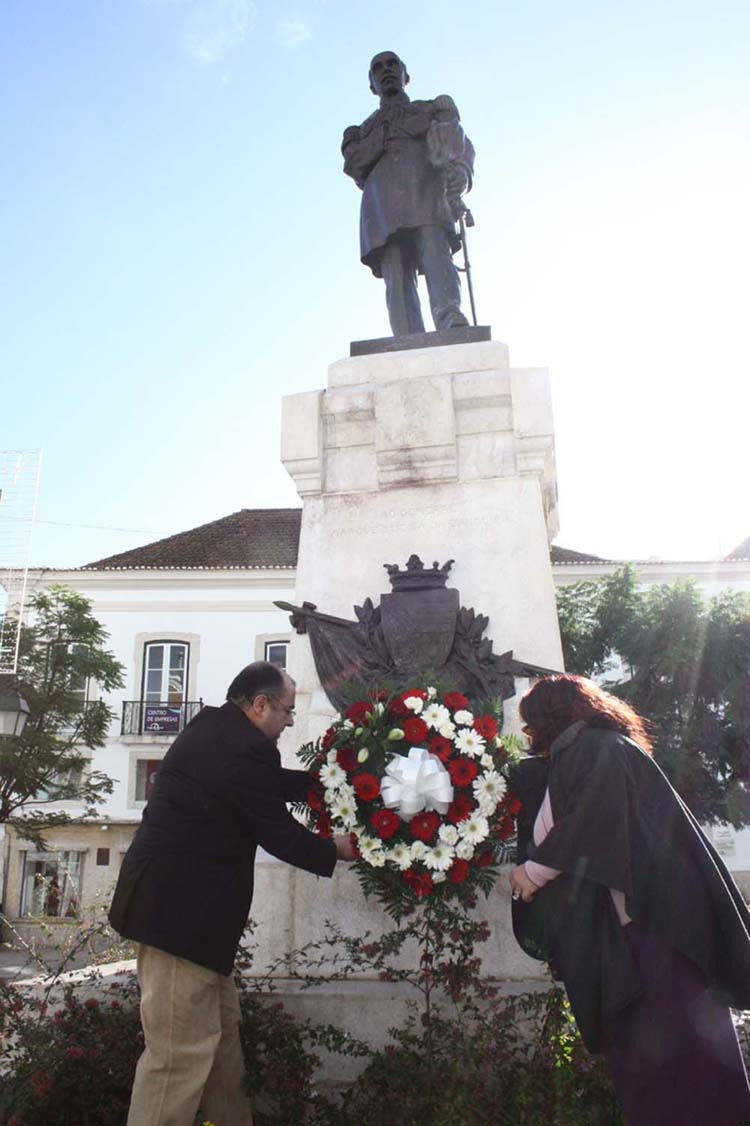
[298, 685, 522, 916]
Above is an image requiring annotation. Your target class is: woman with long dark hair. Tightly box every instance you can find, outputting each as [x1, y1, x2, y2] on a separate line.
[510, 674, 750, 1125]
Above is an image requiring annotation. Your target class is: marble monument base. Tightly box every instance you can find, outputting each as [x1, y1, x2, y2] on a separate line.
[269, 338, 560, 1080]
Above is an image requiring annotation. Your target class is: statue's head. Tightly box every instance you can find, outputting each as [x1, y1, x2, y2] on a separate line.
[369, 51, 409, 98]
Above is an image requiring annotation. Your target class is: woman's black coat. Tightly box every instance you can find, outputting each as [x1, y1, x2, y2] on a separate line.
[511, 725, 750, 1052]
[109, 702, 336, 975]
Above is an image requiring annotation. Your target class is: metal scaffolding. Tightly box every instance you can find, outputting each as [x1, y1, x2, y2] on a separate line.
[0, 449, 42, 674]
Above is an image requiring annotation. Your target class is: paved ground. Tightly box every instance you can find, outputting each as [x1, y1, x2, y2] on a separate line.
[0, 942, 97, 982]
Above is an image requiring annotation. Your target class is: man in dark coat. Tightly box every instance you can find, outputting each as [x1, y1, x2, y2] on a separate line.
[110, 661, 355, 1126]
[342, 51, 475, 336]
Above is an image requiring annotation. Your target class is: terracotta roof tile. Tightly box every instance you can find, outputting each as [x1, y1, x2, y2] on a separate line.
[548, 544, 608, 564]
[83, 508, 607, 571]
[83, 509, 301, 570]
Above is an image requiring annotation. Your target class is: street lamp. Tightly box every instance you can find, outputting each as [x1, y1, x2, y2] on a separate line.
[0, 677, 29, 737]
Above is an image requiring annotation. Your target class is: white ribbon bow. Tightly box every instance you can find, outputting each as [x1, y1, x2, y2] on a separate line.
[380, 747, 454, 820]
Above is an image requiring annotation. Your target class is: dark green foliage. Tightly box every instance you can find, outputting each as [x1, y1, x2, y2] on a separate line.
[0, 977, 143, 1125]
[327, 988, 622, 1126]
[557, 565, 750, 826]
[1, 586, 125, 846]
[14, 895, 730, 1125]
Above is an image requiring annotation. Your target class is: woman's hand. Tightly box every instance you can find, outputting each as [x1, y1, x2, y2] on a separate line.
[510, 865, 539, 903]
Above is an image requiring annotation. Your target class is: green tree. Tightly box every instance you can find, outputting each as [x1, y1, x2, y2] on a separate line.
[557, 565, 750, 827]
[0, 586, 124, 845]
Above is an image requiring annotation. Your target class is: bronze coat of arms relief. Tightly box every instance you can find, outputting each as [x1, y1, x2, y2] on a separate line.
[276, 556, 556, 713]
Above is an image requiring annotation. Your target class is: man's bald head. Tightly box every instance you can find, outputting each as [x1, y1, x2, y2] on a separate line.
[369, 51, 409, 97]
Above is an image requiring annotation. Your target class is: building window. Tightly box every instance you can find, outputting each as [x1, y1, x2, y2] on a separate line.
[135, 758, 162, 802]
[142, 642, 189, 704]
[33, 763, 84, 802]
[264, 640, 288, 669]
[20, 851, 83, 918]
[69, 643, 91, 708]
[96, 848, 110, 866]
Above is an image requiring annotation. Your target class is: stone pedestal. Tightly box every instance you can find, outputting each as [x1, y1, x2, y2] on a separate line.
[280, 339, 562, 750]
[271, 339, 560, 1079]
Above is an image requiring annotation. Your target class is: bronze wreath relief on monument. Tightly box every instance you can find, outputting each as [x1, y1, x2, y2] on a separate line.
[275, 556, 556, 713]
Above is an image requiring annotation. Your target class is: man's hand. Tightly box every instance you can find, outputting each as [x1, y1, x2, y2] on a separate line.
[334, 834, 358, 861]
[510, 864, 539, 903]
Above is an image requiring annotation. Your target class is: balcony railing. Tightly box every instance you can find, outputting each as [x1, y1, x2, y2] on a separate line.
[121, 699, 203, 737]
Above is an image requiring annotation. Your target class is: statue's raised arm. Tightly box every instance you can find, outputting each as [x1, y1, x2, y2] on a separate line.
[341, 51, 475, 338]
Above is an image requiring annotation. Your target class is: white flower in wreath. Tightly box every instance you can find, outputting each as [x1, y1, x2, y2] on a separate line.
[330, 794, 357, 829]
[373, 702, 385, 717]
[423, 842, 455, 872]
[426, 686, 437, 699]
[438, 823, 459, 846]
[422, 702, 450, 729]
[404, 695, 424, 714]
[327, 749, 339, 764]
[387, 842, 413, 870]
[455, 838, 475, 860]
[342, 718, 354, 730]
[320, 762, 346, 789]
[439, 721, 456, 740]
[480, 752, 495, 769]
[473, 771, 506, 814]
[458, 813, 490, 845]
[453, 709, 474, 726]
[359, 834, 384, 860]
[337, 782, 356, 804]
[432, 871, 447, 884]
[410, 840, 428, 861]
[368, 849, 387, 868]
[454, 729, 486, 758]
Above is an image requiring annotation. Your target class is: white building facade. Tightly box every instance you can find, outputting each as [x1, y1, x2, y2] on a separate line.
[2, 510, 749, 939]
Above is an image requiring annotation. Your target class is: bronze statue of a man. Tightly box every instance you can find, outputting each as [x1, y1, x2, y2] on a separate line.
[342, 51, 475, 337]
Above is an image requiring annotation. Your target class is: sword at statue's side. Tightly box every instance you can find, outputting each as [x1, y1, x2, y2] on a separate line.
[456, 202, 478, 328]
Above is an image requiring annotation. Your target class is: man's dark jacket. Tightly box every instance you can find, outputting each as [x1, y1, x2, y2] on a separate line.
[511, 724, 750, 1052]
[109, 702, 337, 975]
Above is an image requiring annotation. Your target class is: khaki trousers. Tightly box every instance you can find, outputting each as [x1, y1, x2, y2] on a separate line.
[127, 944, 253, 1126]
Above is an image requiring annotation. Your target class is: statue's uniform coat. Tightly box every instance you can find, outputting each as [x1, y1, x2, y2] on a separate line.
[342, 94, 474, 278]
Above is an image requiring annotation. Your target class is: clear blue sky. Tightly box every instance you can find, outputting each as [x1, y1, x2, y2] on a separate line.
[2, 0, 748, 567]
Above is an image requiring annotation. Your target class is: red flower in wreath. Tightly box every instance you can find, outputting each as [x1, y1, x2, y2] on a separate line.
[389, 689, 428, 718]
[474, 849, 494, 868]
[473, 714, 498, 741]
[506, 795, 522, 816]
[449, 757, 478, 787]
[428, 734, 454, 763]
[322, 726, 337, 751]
[353, 772, 380, 801]
[403, 717, 429, 744]
[371, 809, 400, 840]
[336, 746, 357, 772]
[345, 700, 372, 725]
[446, 793, 473, 825]
[409, 810, 441, 842]
[443, 691, 469, 711]
[495, 813, 515, 840]
[403, 869, 434, 897]
[317, 810, 333, 838]
[448, 858, 470, 884]
[307, 787, 323, 811]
